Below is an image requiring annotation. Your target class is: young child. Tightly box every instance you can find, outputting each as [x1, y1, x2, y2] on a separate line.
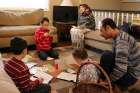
[35, 17, 59, 60]
[72, 48, 99, 83]
[4, 37, 55, 93]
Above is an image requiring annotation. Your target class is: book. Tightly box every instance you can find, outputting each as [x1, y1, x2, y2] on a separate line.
[26, 63, 37, 69]
[34, 71, 53, 84]
[29, 67, 38, 75]
[57, 72, 76, 82]
[29, 66, 49, 75]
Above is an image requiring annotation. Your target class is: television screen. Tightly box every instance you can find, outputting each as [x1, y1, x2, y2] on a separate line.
[53, 6, 78, 22]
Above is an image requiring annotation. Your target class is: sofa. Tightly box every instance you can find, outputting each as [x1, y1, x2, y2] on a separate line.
[0, 9, 57, 48]
[0, 60, 20, 93]
[84, 30, 112, 51]
[84, 26, 140, 51]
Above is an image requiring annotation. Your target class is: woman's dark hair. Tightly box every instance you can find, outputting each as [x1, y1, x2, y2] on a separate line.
[102, 18, 117, 29]
[72, 48, 88, 60]
[10, 37, 27, 55]
[40, 17, 49, 24]
[79, 4, 92, 16]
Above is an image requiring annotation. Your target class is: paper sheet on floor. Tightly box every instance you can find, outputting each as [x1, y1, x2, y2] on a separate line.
[57, 72, 76, 82]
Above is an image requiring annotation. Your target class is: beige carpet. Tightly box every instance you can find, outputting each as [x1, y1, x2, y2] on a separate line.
[2, 46, 101, 64]
[1, 46, 140, 93]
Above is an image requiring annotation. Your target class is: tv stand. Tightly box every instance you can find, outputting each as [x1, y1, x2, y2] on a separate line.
[54, 21, 77, 46]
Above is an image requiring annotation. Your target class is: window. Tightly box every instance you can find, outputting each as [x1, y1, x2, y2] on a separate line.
[0, 0, 49, 10]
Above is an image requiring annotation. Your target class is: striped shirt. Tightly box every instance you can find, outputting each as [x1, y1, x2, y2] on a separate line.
[111, 31, 140, 82]
[4, 57, 39, 93]
[35, 27, 53, 52]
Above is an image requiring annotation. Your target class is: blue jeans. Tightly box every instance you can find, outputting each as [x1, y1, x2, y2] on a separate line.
[38, 50, 59, 60]
[26, 84, 51, 93]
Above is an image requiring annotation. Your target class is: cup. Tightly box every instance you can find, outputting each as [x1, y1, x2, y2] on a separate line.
[54, 63, 58, 70]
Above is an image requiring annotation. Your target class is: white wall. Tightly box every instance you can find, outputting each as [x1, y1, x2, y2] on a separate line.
[120, 2, 140, 11]
[80, 0, 120, 10]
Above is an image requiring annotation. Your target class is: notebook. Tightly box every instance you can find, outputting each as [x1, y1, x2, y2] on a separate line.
[34, 71, 53, 84]
[57, 72, 76, 82]
[29, 66, 49, 79]
[26, 63, 37, 69]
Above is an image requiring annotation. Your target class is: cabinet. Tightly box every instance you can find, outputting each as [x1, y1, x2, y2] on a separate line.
[131, 25, 140, 40]
[55, 21, 77, 45]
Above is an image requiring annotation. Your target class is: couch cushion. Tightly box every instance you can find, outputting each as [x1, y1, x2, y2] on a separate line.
[0, 25, 39, 37]
[0, 81, 20, 93]
[0, 9, 44, 26]
[0, 60, 20, 93]
[85, 39, 112, 51]
[84, 30, 112, 44]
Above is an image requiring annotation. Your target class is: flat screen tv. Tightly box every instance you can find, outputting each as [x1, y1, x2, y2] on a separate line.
[53, 6, 78, 22]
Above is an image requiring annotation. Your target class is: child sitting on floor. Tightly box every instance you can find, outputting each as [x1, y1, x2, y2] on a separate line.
[72, 48, 99, 83]
[35, 17, 59, 60]
[4, 37, 57, 93]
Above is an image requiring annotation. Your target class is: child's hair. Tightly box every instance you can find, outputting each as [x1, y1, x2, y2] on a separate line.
[40, 17, 49, 24]
[10, 37, 27, 55]
[72, 48, 88, 60]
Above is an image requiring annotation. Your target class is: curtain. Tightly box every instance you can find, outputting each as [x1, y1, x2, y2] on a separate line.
[0, 0, 49, 10]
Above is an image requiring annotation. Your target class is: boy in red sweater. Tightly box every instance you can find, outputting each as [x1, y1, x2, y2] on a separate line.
[35, 17, 59, 60]
[4, 37, 56, 93]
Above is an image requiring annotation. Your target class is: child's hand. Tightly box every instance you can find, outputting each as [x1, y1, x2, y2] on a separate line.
[44, 32, 49, 36]
[38, 78, 44, 84]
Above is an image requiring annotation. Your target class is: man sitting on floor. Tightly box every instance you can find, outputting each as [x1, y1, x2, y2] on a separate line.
[100, 18, 140, 93]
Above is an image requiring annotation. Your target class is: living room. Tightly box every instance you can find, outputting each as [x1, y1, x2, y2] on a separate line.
[0, 0, 140, 93]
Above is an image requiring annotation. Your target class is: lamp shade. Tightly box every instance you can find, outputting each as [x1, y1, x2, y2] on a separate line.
[60, 0, 73, 6]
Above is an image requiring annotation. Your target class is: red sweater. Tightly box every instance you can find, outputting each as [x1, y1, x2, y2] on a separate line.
[4, 57, 39, 93]
[35, 27, 53, 52]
